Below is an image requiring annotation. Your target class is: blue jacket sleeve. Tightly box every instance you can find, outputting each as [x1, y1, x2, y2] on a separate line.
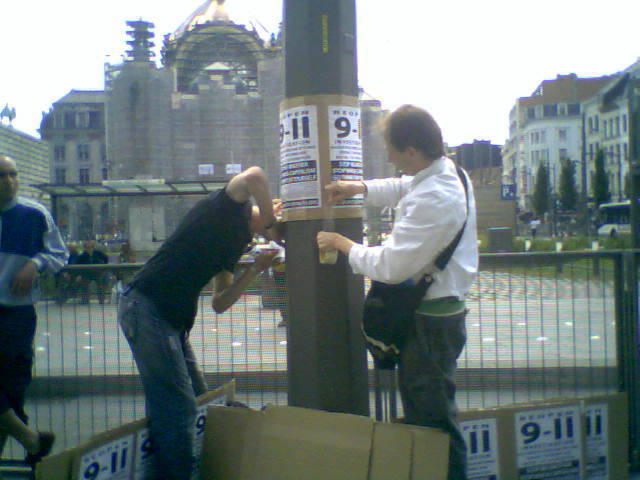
[31, 210, 68, 274]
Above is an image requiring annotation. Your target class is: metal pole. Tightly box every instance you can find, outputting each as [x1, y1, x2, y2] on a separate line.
[283, 0, 369, 415]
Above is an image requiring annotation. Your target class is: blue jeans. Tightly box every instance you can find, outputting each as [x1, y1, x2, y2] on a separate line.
[399, 310, 468, 480]
[118, 288, 207, 480]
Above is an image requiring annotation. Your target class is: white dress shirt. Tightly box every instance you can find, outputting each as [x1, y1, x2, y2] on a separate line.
[348, 156, 478, 301]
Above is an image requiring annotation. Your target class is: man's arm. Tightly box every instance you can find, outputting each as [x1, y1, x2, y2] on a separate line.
[226, 166, 277, 230]
[11, 209, 68, 297]
[30, 210, 68, 274]
[211, 249, 278, 314]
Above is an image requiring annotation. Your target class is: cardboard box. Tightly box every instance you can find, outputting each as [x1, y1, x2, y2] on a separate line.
[36, 380, 235, 480]
[461, 398, 585, 480]
[200, 405, 449, 480]
[459, 393, 628, 480]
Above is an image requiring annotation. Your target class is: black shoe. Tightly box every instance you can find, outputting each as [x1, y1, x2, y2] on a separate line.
[25, 431, 55, 467]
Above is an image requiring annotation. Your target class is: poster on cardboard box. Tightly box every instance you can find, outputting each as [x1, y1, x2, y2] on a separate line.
[131, 429, 152, 480]
[78, 434, 134, 480]
[515, 405, 582, 480]
[328, 106, 363, 207]
[585, 403, 608, 480]
[75, 381, 235, 480]
[461, 417, 500, 480]
[279, 105, 321, 211]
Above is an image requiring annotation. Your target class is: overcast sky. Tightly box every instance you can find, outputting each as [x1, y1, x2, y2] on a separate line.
[2, 0, 639, 146]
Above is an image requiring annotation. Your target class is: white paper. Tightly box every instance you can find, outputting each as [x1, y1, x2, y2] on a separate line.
[515, 405, 582, 479]
[279, 105, 321, 210]
[78, 435, 134, 480]
[461, 418, 500, 480]
[328, 106, 363, 207]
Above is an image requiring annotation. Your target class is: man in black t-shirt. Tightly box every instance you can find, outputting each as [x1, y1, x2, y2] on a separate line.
[118, 166, 281, 480]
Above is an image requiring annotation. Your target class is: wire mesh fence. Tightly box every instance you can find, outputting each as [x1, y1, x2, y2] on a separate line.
[3, 251, 633, 460]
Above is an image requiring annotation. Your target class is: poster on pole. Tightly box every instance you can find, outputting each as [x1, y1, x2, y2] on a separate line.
[328, 106, 363, 207]
[279, 105, 321, 211]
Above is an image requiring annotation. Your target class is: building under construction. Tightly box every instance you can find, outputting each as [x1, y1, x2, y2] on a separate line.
[41, 0, 388, 248]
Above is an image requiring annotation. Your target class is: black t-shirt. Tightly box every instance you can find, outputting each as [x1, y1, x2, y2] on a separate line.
[130, 188, 252, 331]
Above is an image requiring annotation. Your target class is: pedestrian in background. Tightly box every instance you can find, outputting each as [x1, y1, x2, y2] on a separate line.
[77, 240, 109, 304]
[317, 105, 478, 480]
[0, 154, 68, 469]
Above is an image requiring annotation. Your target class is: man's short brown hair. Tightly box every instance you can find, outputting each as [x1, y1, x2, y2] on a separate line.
[383, 105, 445, 161]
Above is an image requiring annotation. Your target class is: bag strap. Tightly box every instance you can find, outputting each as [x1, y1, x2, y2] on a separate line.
[433, 165, 469, 271]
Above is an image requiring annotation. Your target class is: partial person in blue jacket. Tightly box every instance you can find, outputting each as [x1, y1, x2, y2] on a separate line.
[0, 154, 68, 468]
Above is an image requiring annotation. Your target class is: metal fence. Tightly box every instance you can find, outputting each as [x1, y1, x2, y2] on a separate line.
[4, 250, 639, 464]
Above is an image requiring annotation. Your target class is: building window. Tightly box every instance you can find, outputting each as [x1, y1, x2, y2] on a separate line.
[102, 168, 109, 180]
[603, 121, 608, 138]
[559, 104, 567, 115]
[79, 168, 90, 184]
[54, 168, 66, 184]
[588, 117, 593, 133]
[53, 114, 64, 128]
[89, 111, 101, 128]
[527, 107, 535, 119]
[615, 117, 620, 136]
[543, 104, 558, 117]
[594, 117, 599, 131]
[77, 144, 90, 161]
[558, 129, 567, 141]
[623, 114, 628, 132]
[567, 104, 580, 115]
[100, 144, 107, 164]
[77, 112, 89, 128]
[64, 112, 76, 128]
[54, 145, 66, 162]
[540, 130, 546, 143]
[559, 148, 568, 161]
[624, 143, 628, 160]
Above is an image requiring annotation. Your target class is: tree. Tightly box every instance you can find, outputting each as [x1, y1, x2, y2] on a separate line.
[592, 148, 611, 206]
[532, 163, 551, 216]
[624, 172, 631, 199]
[558, 159, 578, 211]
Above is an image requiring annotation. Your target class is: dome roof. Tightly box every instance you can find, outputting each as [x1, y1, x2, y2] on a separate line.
[171, 0, 231, 41]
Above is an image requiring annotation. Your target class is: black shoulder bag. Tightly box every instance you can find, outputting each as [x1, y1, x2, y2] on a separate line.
[362, 166, 470, 369]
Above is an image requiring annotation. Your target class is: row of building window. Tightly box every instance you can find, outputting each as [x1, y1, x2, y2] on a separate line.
[53, 144, 107, 162]
[527, 103, 580, 120]
[587, 142, 629, 164]
[587, 114, 627, 137]
[53, 111, 102, 129]
[54, 167, 109, 184]
[529, 128, 568, 145]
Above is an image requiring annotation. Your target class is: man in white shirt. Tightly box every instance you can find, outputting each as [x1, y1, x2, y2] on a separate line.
[318, 105, 478, 480]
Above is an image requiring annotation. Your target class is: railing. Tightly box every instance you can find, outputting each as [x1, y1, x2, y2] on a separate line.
[3, 251, 639, 466]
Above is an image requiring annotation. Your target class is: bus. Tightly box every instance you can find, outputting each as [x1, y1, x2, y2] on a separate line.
[597, 200, 631, 237]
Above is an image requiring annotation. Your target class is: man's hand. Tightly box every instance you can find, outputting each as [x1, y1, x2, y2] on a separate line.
[10, 261, 38, 297]
[324, 181, 366, 205]
[317, 231, 355, 255]
[253, 249, 279, 272]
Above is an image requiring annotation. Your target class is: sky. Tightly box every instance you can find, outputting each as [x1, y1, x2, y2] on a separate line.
[2, 0, 640, 147]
